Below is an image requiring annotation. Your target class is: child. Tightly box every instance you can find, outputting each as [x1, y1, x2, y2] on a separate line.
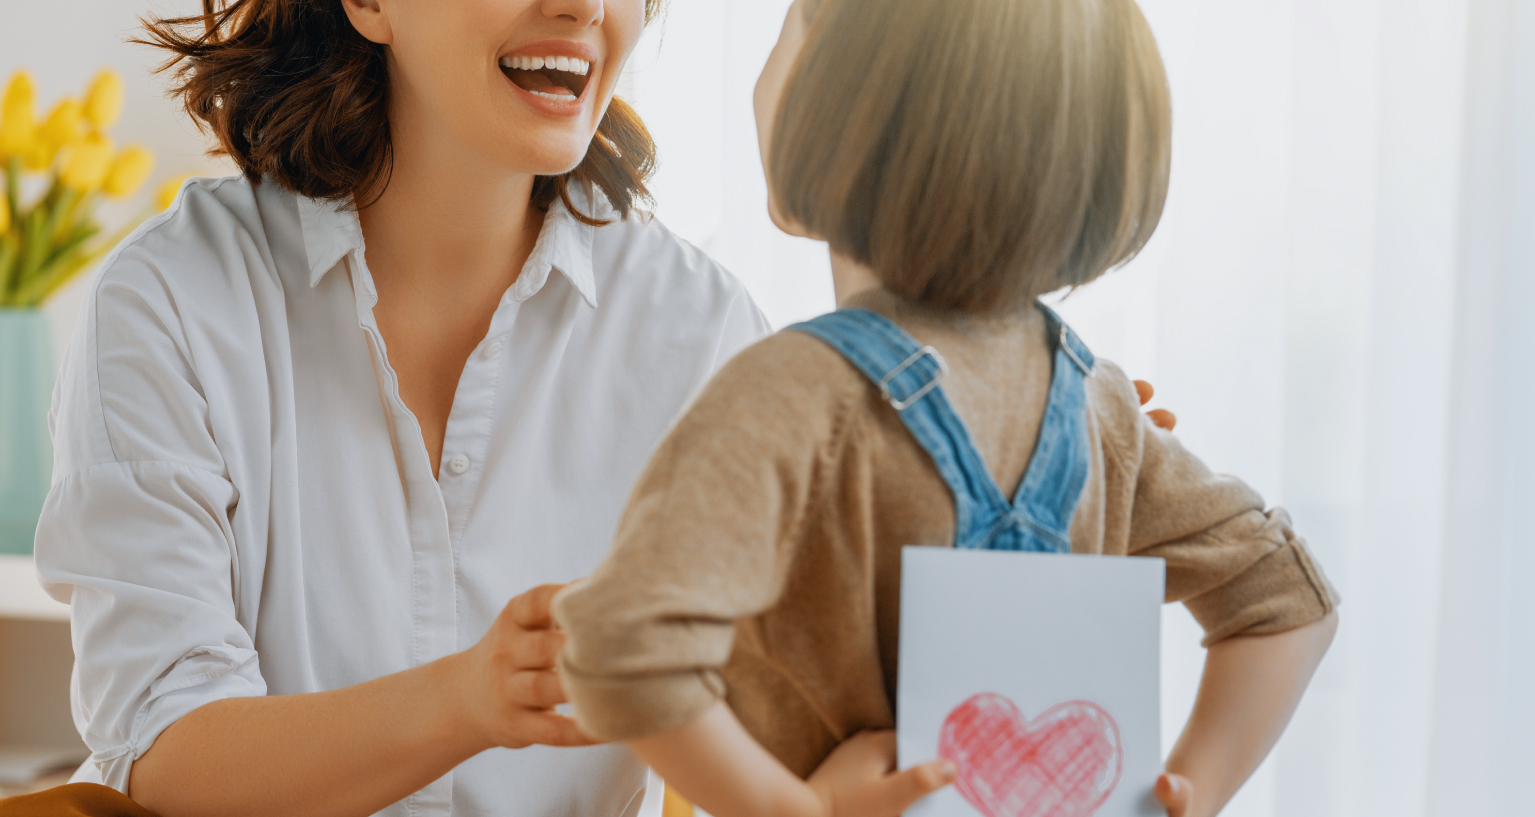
[554, 0, 1339, 815]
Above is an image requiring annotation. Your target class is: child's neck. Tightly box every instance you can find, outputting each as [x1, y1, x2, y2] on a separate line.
[830, 252, 883, 307]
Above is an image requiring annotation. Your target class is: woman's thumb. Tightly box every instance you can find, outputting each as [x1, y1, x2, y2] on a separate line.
[1155, 773, 1193, 816]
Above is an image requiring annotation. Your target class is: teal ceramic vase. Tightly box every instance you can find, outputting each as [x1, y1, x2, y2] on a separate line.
[0, 308, 53, 556]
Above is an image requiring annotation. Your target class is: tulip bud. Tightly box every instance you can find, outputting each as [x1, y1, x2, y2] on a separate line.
[21, 134, 56, 170]
[154, 173, 193, 211]
[60, 132, 115, 191]
[0, 189, 10, 234]
[83, 69, 125, 130]
[102, 145, 155, 198]
[40, 98, 85, 148]
[0, 70, 37, 158]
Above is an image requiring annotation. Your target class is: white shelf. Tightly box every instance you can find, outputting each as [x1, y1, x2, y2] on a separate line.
[0, 555, 69, 621]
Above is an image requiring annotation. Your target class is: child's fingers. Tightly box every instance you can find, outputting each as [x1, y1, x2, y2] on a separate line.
[870, 759, 956, 815]
[1154, 773, 1192, 817]
[1148, 408, 1177, 430]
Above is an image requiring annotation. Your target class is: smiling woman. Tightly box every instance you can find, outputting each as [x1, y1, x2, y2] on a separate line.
[28, 0, 775, 817]
[137, 0, 659, 222]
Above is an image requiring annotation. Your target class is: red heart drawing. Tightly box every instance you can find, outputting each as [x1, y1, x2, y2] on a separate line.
[938, 693, 1123, 817]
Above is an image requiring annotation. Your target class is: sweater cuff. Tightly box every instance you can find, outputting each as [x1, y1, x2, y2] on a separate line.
[559, 657, 727, 742]
[1185, 540, 1341, 646]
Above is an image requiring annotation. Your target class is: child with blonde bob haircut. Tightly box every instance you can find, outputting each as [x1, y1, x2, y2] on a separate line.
[556, 0, 1339, 815]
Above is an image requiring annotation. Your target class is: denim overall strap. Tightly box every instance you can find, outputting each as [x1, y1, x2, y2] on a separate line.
[788, 306, 1095, 553]
[994, 305, 1095, 552]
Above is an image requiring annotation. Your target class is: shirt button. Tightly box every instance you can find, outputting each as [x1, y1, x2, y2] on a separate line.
[447, 454, 470, 475]
[483, 341, 503, 359]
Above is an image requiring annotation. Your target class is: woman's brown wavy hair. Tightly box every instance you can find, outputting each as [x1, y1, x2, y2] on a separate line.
[138, 0, 662, 223]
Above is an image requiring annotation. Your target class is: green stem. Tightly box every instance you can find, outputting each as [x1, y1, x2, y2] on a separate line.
[5, 156, 20, 221]
[16, 187, 80, 288]
[0, 232, 18, 306]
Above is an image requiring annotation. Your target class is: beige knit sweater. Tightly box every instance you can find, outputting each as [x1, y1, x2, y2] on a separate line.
[554, 290, 1338, 777]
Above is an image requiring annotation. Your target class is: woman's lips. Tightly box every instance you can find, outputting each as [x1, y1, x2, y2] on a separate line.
[498, 54, 594, 106]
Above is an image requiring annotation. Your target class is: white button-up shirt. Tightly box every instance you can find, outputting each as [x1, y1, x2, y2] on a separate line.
[33, 176, 771, 816]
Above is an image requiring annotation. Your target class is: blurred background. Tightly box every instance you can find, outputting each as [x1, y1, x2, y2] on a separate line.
[2, 0, 1532, 813]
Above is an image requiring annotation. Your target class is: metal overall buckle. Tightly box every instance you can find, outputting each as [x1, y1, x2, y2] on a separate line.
[879, 346, 950, 411]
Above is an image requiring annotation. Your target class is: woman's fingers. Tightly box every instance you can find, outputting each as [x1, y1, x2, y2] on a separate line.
[1155, 773, 1193, 817]
[1133, 380, 1178, 430]
[1148, 408, 1177, 430]
[523, 711, 601, 747]
[506, 628, 566, 669]
[507, 669, 568, 708]
[1134, 379, 1155, 406]
[506, 583, 567, 629]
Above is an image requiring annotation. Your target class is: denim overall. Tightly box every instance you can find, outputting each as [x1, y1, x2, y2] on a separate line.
[788, 306, 1095, 552]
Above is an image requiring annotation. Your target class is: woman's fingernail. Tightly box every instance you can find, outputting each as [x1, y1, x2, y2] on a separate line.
[1169, 777, 1182, 794]
[938, 759, 957, 781]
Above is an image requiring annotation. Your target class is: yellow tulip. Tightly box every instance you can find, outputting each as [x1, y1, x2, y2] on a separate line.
[60, 132, 115, 191]
[21, 133, 56, 170]
[0, 70, 37, 158]
[0, 190, 10, 234]
[83, 69, 125, 130]
[154, 173, 193, 211]
[40, 98, 85, 148]
[102, 145, 155, 198]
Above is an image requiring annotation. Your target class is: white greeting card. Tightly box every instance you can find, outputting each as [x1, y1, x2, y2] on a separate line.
[898, 547, 1165, 817]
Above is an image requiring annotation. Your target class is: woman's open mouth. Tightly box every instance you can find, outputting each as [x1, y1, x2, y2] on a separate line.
[499, 55, 592, 103]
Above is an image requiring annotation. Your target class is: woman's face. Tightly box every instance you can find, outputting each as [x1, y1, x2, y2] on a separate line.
[347, 0, 646, 177]
[753, 0, 811, 237]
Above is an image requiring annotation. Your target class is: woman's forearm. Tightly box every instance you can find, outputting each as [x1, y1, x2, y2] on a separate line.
[128, 651, 489, 817]
[1166, 611, 1338, 817]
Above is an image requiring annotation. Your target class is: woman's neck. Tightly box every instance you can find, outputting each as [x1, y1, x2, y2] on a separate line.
[357, 114, 544, 299]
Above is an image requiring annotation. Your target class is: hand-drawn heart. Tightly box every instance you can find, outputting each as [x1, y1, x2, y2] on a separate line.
[938, 693, 1122, 817]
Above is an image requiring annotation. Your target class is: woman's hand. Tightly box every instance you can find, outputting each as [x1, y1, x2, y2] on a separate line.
[454, 583, 598, 750]
[807, 731, 955, 817]
[1155, 773, 1194, 817]
[1134, 380, 1177, 431]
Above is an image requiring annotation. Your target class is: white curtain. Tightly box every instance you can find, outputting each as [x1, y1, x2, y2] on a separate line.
[623, 0, 1534, 814]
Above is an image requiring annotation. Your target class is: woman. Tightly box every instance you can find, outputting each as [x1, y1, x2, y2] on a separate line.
[35, 0, 766, 815]
[30, 0, 1174, 815]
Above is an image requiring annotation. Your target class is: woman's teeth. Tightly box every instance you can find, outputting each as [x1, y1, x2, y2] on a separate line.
[498, 55, 592, 76]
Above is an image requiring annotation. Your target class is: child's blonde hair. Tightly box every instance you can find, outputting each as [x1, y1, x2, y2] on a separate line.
[770, 0, 1172, 313]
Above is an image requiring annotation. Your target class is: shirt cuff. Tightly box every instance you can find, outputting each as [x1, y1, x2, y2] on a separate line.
[93, 646, 263, 794]
[559, 657, 727, 743]
[1184, 540, 1340, 646]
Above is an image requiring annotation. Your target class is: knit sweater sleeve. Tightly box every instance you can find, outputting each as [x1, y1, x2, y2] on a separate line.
[1091, 361, 1340, 646]
[553, 331, 858, 741]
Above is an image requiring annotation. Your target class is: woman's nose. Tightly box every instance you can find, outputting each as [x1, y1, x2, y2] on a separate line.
[541, 0, 605, 27]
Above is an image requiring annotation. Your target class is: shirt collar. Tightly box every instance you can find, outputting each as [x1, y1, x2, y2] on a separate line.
[295, 183, 605, 309]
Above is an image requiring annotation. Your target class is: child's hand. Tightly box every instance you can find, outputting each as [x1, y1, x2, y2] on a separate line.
[1134, 380, 1178, 430]
[807, 730, 955, 817]
[1155, 773, 1194, 817]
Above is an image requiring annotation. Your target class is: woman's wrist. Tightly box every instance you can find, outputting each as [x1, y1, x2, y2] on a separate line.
[428, 649, 500, 755]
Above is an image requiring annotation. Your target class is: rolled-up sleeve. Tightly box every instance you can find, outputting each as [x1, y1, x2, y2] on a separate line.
[33, 258, 266, 793]
[1122, 410, 1340, 645]
[553, 334, 832, 742]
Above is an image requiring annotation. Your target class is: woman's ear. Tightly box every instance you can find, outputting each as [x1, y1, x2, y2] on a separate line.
[341, 0, 394, 45]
